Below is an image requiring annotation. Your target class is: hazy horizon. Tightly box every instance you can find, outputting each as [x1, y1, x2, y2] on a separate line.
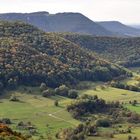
[0, 0, 140, 24]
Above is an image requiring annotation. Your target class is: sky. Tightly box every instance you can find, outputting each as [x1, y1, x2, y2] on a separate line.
[0, 0, 140, 24]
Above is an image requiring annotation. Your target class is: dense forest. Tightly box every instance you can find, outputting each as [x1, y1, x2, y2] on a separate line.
[0, 21, 129, 90]
[59, 33, 140, 67]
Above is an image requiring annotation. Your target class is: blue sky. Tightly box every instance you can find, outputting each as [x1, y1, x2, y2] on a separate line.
[0, 0, 140, 24]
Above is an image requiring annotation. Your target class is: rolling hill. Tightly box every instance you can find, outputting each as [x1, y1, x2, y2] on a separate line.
[59, 33, 140, 67]
[98, 21, 140, 37]
[0, 21, 128, 90]
[0, 12, 114, 36]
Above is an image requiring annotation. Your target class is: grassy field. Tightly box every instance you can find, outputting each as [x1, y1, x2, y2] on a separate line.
[0, 87, 79, 139]
[130, 67, 140, 74]
[79, 85, 140, 103]
[0, 79, 140, 140]
[126, 104, 140, 114]
[87, 126, 140, 140]
[77, 80, 140, 140]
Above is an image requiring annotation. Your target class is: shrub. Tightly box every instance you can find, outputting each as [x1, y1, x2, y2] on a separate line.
[42, 89, 55, 97]
[55, 85, 69, 97]
[128, 113, 140, 123]
[40, 83, 47, 91]
[128, 135, 132, 140]
[17, 121, 25, 127]
[9, 95, 20, 102]
[68, 90, 78, 99]
[0, 123, 26, 139]
[54, 100, 59, 106]
[0, 118, 11, 124]
[132, 100, 138, 106]
[111, 82, 140, 92]
[134, 137, 138, 140]
[96, 119, 111, 127]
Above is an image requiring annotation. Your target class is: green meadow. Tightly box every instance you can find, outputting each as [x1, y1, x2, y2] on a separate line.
[0, 78, 140, 139]
[0, 87, 79, 139]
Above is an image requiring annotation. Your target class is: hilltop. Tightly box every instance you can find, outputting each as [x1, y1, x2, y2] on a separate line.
[0, 21, 128, 90]
[98, 21, 140, 37]
[0, 12, 114, 36]
[1, 12, 140, 37]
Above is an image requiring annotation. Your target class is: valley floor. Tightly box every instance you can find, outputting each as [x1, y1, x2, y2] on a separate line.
[0, 77, 140, 140]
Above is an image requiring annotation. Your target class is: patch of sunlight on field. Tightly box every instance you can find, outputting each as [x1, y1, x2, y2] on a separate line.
[79, 86, 140, 102]
[125, 104, 140, 113]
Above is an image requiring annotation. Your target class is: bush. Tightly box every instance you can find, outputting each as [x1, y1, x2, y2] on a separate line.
[96, 119, 111, 127]
[42, 89, 55, 97]
[128, 113, 140, 123]
[68, 90, 78, 99]
[17, 121, 25, 127]
[54, 100, 59, 106]
[131, 100, 138, 106]
[128, 135, 132, 140]
[55, 85, 69, 97]
[9, 95, 20, 102]
[0, 123, 26, 139]
[111, 82, 140, 92]
[0, 118, 11, 124]
[134, 137, 138, 140]
[40, 83, 47, 91]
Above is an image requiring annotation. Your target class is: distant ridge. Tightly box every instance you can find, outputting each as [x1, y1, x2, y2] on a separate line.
[0, 12, 114, 36]
[0, 11, 140, 37]
[98, 21, 140, 37]
[131, 25, 140, 29]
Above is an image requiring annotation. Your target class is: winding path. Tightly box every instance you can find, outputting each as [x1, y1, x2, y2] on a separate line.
[48, 109, 76, 126]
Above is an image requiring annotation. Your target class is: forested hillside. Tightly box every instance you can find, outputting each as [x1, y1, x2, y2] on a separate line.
[59, 33, 140, 67]
[0, 21, 128, 90]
